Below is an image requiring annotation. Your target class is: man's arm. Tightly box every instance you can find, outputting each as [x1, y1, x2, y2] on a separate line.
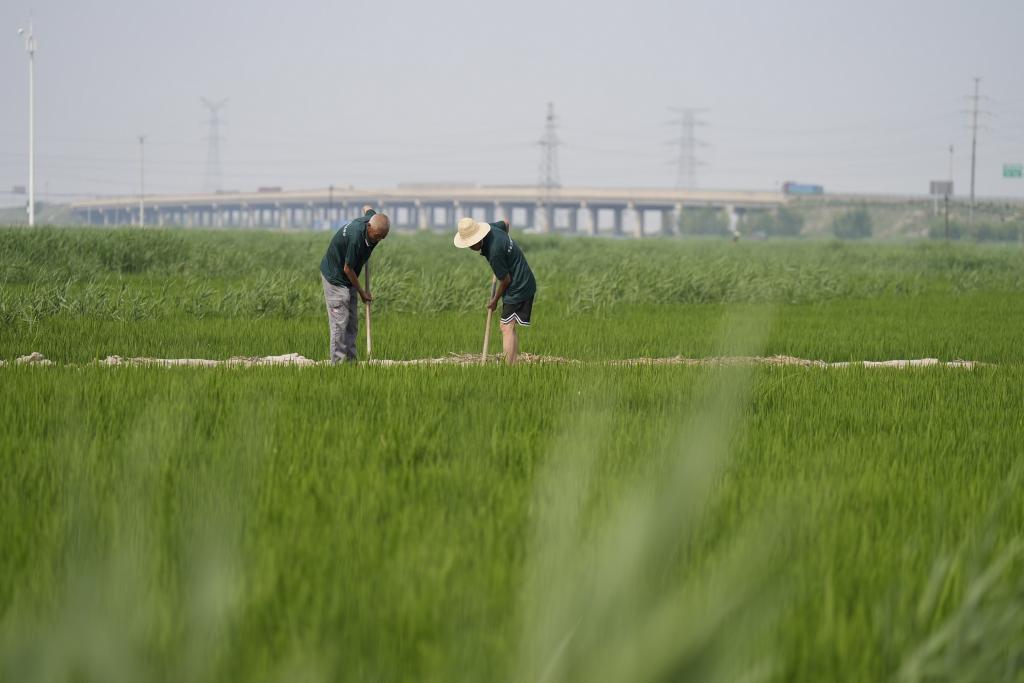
[344, 263, 372, 303]
[488, 274, 511, 311]
[362, 204, 375, 216]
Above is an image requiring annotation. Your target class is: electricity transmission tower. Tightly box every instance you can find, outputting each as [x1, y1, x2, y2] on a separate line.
[668, 107, 708, 189]
[965, 78, 987, 225]
[537, 102, 561, 232]
[201, 97, 228, 193]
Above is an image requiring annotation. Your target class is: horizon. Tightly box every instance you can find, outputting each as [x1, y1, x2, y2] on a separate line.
[2, 0, 1023, 205]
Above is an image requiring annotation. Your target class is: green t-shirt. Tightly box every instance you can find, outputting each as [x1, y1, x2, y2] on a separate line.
[480, 221, 537, 305]
[320, 210, 378, 287]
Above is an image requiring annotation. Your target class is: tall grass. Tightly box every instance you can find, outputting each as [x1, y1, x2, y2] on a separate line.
[4, 228, 1024, 364]
[2, 365, 1023, 681]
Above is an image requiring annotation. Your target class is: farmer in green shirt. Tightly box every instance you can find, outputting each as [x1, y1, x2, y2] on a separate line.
[319, 205, 390, 363]
[454, 217, 537, 365]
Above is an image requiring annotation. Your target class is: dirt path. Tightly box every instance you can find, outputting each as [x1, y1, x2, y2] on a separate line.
[2, 352, 984, 369]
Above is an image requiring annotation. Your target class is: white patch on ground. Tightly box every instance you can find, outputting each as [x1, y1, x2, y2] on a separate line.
[101, 352, 318, 367]
[2, 352, 984, 369]
[15, 352, 53, 366]
[368, 353, 981, 369]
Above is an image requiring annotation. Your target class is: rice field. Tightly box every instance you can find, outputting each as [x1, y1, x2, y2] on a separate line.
[2, 227, 1023, 682]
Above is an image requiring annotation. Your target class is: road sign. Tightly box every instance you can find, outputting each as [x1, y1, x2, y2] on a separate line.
[929, 180, 953, 196]
[1005, 163, 1023, 178]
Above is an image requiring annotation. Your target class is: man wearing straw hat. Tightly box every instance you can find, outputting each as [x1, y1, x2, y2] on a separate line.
[319, 205, 390, 363]
[454, 217, 537, 365]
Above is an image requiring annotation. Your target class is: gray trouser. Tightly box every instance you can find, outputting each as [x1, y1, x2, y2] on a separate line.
[322, 273, 359, 364]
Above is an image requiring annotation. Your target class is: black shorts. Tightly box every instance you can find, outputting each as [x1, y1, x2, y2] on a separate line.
[500, 298, 533, 326]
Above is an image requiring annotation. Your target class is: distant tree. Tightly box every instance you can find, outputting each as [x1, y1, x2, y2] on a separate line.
[972, 221, 1021, 242]
[832, 208, 873, 240]
[774, 207, 805, 236]
[744, 207, 804, 237]
[678, 207, 729, 236]
[927, 220, 965, 240]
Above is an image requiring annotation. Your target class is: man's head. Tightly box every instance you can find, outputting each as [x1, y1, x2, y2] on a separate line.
[454, 217, 490, 250]
[367, 214, 390, 245]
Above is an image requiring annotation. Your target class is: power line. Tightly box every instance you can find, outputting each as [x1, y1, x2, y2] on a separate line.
[201, 97, 228, 193]
[537, 102, 560, 232]
[668, 107, 708, 189]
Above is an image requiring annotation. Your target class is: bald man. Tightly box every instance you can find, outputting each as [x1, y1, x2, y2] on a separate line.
[319, 205, 390, 363]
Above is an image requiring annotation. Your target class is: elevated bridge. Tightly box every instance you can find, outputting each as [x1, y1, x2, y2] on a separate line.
[70, 185, 788, 236]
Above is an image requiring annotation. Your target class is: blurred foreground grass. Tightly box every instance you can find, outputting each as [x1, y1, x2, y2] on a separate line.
[2, 365, 1023, 681]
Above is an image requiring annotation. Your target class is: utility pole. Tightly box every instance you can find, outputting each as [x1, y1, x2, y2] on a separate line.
[138, 134, 147, 226]
[537, 102, 561, 233]
[967, 78, 981, 225]
[946, 144, 953, 240]
[201, 97, 228, 193]
[668, 107, 708, 189]
[18, 23, 37, 226]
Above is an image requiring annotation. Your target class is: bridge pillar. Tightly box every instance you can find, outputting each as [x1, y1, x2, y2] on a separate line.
[660, 208, 674, 236]
[568, 206, 578, 233]
[452, 201, 461, 226]
[726, 204, 740, 238]
[492, 202, 505, 224]
[414, 200, 426, 231]
[579, 202, 594, 236]
[628, 201, 642, 239]
[612, 206, 623, 236]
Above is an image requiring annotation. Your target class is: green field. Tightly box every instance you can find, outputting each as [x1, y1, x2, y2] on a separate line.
[2, 227, 1024, 682]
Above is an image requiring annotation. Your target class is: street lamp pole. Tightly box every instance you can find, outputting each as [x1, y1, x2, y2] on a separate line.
[18, 23, 37, 227]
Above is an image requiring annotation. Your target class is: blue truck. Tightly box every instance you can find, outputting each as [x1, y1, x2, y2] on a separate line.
[783, 181, 824, 196]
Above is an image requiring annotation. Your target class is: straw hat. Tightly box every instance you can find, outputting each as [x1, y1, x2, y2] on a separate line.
[454, 217, 491, 248]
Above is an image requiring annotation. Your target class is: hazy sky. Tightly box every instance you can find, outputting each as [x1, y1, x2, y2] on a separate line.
[2, 0, 1023, 205]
